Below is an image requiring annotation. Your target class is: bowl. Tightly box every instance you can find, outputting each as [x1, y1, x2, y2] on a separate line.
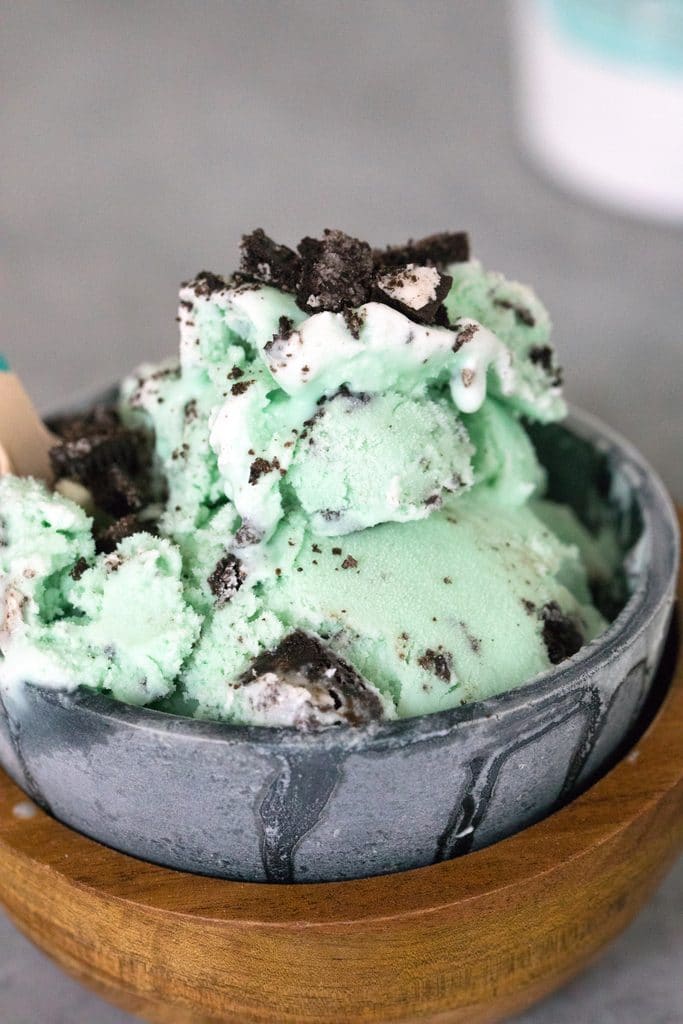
[0, 405, 678, 883]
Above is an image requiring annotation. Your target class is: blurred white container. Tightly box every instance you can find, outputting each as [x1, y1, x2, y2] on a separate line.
[513, 0, 683, 221]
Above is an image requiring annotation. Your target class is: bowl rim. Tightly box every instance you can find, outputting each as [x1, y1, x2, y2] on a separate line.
[28, 403, 680, 753]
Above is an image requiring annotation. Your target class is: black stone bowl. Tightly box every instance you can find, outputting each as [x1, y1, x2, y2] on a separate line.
[0, 406, 678, 882]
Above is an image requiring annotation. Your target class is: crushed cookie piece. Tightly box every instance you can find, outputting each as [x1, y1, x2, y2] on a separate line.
[418, 648, 453, 682]
[373, 264, 452, 325]
[187, 270, 228, 298]
[249, 457, 277, 484]
[70, 557, 89, 581]
[95, 515, 150, 555]
[453, 322, 479, 352]
[493, 296, 535, 327]
[239, 229, 301, 292]
[236, 630, 384, 726]
[208, 553, 246, 606]
[342, 306, 366, 338]
[231, 379, 253, 396]
[539, 601, 584, 665]
[374, 231, 470, 271]
[297, 229, 374, 313]
[529, 345, 563, 386]
[234, 523, 263, 547]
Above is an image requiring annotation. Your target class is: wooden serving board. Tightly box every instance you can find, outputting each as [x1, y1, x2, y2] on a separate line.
[0, 521, 681, 1024]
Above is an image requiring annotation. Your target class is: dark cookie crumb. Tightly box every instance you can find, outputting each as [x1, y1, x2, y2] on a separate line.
[341, 555, 358, 569]
[372, 266, 452, 326]
[95, 463, 144, 518]
[529, 345, 563, 387]
[454, 322, 479, 351]
[418, 647, 453, 682]
[264, 315, 296, 358]
[374, 231, 470, 271]
[493, 297, 536, 328]
[49, 408, 152, 520]
[539, 601, 584, 665]
[342, 306, 366, 338]
[239, 229, 301, 292]
[95, 515, 151, 555]
[433, 303, 454, 328]
[237, 629, 384, 727]
[208, 553, 246, 606]
[187, 270, 228, 298]
[521, 598, 536, 615]
[460, 621, 481, 654]
[227, 366, 244, 380]
[234, 523, 263, 547]
[48, 403, 121, 441]
[249, 457, 279, 484]
[297, 229, 374, 313]
[231, 379, 254, 396]
[70, 557, 89, 581]
[235, 524, 262, 548]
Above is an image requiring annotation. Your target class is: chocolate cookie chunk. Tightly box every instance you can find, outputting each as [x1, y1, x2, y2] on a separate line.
[187, 270, 229, 298]
[373, 265, 452, 325]
[297, 229, 374, 313]
[49, 407, 150, 518]
[539, 602, 584, 665]
[239, 229, 301, 293]
[374, 231, 470, 271]
[95, 515, 152, 554]
[237, 630, 384, 727]
[208, 553, 246, 606]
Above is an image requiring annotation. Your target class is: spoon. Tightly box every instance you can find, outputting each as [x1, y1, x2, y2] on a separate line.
[0, 356, 57, 481]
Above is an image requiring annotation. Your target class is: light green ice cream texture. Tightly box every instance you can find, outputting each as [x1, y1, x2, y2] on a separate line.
[0, 258, 616, 723]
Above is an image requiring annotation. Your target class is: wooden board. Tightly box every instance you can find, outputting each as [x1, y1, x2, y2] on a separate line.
[0, 518, 681, 1024]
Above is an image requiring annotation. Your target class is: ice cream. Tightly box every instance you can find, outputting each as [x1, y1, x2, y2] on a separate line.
[0, 229, 621, 727]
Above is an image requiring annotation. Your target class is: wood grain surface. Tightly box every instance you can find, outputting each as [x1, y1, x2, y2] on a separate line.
[0, 518, 681, 1024]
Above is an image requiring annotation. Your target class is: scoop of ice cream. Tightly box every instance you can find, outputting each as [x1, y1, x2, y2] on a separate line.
[168, 274, 562, 569]
[0, 480, 199, 705]
[0, 475, 94, 632]
[287, 388, 474, 534]
[0, 229, 619, 728]
[265, 492, 604, 717]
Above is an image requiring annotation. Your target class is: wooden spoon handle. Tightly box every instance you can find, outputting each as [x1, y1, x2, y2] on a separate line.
[0, 365, 57, 482]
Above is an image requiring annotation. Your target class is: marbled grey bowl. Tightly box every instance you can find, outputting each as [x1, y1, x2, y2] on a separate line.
[0, 406, 678, 883]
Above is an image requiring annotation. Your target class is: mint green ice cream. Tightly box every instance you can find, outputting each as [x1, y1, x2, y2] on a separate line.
[0, 230, 620, 728]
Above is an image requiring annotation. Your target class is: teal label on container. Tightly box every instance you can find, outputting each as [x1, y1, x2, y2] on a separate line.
[541, 0, 683, 75]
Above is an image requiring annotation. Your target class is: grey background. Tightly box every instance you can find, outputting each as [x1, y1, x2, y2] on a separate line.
[0, 1, 681, 1022]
